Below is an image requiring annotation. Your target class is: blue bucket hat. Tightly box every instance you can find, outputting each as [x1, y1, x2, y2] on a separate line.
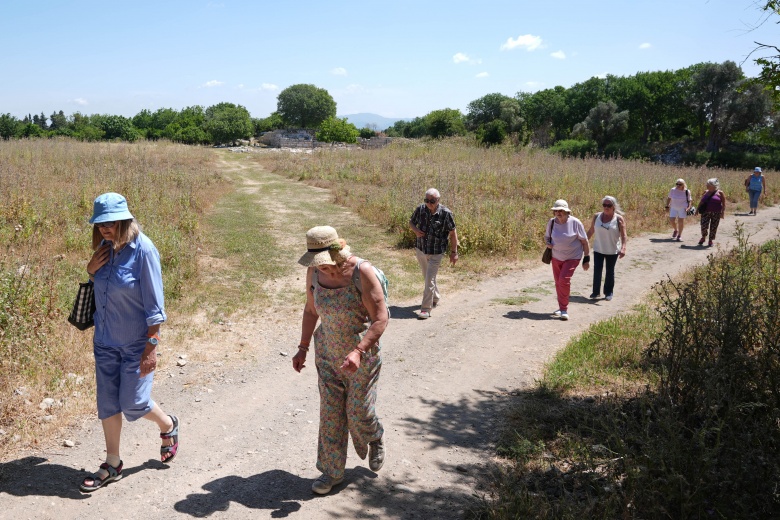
[754, 167, 762, 173]
[89, 192, 134, 224]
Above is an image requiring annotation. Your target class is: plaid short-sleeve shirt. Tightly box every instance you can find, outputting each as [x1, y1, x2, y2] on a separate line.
[410, 203, 456, 255]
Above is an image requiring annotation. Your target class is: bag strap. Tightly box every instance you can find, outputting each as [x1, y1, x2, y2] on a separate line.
[545, 218, 554, 244]
[352, 258, 365, 294]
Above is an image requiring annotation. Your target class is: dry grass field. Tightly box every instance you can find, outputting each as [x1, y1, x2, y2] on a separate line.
[0, 139, 228, 457]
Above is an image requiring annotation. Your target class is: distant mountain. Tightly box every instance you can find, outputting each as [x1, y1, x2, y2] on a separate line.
[339, 113, 412, 131]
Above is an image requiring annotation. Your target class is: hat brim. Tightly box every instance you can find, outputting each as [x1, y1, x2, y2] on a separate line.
[550, 207, 571, 212]
[298, 250, 336, 267]
[89, 210, 134, 224]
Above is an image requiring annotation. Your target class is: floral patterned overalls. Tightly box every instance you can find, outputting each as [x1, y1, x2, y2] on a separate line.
[312, 268, 384, 479]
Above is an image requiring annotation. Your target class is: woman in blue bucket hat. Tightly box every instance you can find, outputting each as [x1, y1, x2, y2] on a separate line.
[79, 193, 179, 492]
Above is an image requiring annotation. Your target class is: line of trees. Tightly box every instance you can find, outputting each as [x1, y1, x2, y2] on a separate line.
[2, 59, 778, 164]
[0, 84, 368, 145]
[386, 61, 777, 155]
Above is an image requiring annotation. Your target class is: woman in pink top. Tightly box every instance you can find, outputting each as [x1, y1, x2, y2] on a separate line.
[543, 199, 590, 321]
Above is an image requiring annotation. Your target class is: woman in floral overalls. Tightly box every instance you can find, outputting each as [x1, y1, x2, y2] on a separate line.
[292, 226, 389, 495]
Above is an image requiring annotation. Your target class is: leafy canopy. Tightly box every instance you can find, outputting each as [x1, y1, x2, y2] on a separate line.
[276, 84, 336, 129]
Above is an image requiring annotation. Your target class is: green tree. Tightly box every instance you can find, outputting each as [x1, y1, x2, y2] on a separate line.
[749, 2, 780, 103]
[254, 112, 285, 134]
[49, 110, 68, 131]
[316, 116, 359, 143]
[516, 86, 569, 145]
[571, 101, 629, 152]
[98, 115, 140, 141]
[424, 108, 466, 138]
[204, 102, 253, 144]
[476, 119, 508, 147]
[277, 84, 336, 128]
[0, 113, 20, 139]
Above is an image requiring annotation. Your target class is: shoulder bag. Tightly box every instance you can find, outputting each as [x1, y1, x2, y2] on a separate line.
[542, 219, 554, 264]
[67, 281, 96, 330]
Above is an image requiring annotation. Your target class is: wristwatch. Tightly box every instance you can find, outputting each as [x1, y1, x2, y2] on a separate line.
[147, 334, 159, 346]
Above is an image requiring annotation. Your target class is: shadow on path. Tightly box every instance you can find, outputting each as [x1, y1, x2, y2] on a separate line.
[0, 456, 167, 500]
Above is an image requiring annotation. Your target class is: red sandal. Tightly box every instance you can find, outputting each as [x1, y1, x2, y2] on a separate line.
[160, 415, 179, 463]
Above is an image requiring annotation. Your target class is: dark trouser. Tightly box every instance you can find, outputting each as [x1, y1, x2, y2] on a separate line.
[593, 252, 618, 297]
[700, 212, 721, 240]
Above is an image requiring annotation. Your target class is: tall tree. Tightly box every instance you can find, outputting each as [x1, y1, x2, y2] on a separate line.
[0, 113, 19, 139]
[571, 101, 629, 151]
[276, 84, 336, 128]
[204, 102, 253, 144]
[49, 110, 68, 131]
[424, 108, 466, 138]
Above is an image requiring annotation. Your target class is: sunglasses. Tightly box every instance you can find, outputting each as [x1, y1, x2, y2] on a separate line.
[97, 221, 117, 228]
[602, 203, 613, 208]
[424, 198, 438, 204]
[676, 183, 683, 186]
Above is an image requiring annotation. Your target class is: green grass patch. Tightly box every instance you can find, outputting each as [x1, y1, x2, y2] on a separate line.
[473, 231, 780, 519]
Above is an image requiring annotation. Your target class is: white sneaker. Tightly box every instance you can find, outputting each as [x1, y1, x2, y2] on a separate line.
[552, 310, 562, 317]
[312, 474, 344, 495]
[560, 311, 569, 320]
[418, 310, 431, 320]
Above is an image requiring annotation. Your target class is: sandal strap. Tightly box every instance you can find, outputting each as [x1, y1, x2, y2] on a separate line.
[160, 415, 179, 439]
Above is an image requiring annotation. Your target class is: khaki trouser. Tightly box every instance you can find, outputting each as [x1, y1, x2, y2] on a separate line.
[414, 248, 443, 311]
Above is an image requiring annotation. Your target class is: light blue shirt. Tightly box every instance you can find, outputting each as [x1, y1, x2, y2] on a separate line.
[93, 231, 166, 347]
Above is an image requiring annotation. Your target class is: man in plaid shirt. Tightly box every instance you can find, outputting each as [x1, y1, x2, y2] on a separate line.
[409, 188, 459, 319]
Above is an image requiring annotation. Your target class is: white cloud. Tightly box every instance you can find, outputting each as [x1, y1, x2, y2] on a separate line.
[524, 81, 544, 90]
[260, 83, 279, 91]
[550, 50, 566, 60]
[331, 67, 347, 76]
[73, 98, 88, 106]
[639, 42, 652, 50]
[476, 72, 489, 78]
[596, 72, 608, 79]
[237, 84, 244, 89]
[203, 80, 224, 88]
[453, 52, 469, 64]
[500, 34, 543, 51]
[453, 53, 481, 65]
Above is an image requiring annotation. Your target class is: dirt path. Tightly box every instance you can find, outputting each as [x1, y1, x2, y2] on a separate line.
[2, 162, 779, 519]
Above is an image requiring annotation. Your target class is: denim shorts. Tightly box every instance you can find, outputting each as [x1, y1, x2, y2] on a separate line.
[94, 340, 155, 421]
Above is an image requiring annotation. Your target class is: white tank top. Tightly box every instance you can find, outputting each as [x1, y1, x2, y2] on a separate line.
[592, 212, 621, 255]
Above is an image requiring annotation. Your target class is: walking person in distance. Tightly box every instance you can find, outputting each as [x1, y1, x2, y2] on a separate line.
[544, 199, 590, 321]
[408, 188, 459, 320]
[586, 196, 627, 301]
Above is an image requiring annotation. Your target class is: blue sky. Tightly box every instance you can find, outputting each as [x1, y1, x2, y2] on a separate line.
[0, 0, 777, 120]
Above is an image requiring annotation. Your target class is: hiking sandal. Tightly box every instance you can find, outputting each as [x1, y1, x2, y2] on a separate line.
[160, 414, 179, 463]
[79, 460, 123, 492]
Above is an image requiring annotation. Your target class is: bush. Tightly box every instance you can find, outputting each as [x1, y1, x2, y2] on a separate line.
[603, 140, 651, 160]
[548, 139, 597, 158]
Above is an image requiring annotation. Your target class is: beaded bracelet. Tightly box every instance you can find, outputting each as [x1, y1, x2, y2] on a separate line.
[298, 345, 309, 352]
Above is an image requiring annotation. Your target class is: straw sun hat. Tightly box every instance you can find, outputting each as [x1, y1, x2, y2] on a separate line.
[550, 199, 572, 213]
[298, 226, 350, 267]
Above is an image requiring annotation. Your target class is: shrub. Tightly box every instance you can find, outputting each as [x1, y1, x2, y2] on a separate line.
[548, 139, 597, 158]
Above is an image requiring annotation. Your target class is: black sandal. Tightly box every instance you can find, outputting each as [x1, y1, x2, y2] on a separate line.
[79, 460, 123, 492]
[160, 415, 179, 463]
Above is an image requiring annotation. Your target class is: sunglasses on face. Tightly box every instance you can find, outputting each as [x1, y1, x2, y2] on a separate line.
[602, 203, 613, 208]
[424, 198, 438, 204]
[676, 183, 683, 186]
[97, 221, 117, 228]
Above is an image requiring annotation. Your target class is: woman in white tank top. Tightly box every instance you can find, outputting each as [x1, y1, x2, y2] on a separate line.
[586, 196, 627, 301]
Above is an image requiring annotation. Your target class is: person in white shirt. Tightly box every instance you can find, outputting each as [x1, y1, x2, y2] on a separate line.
[665, 178, 693, 242]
